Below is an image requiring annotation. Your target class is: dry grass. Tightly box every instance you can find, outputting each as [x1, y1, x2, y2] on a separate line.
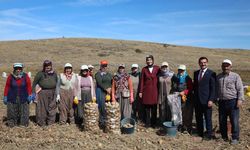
[0, 38, 249, 81]
[0, 38, 250, 149]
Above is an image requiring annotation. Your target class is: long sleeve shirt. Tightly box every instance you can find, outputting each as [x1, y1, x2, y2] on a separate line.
[56, 73, 79, 96]
[171, 74, 193, 95]
[76, 75, 96, 100]
[32, 71, 58, 92]
[216, 71, 244, 101]
[111, 75, 134, 102]
[95, 71, 112, 91]
[4, 74, 32, 96]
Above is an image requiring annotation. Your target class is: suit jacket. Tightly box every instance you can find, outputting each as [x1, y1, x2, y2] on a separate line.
[193, 68, 216, 105]
[139, 65, 160, 105]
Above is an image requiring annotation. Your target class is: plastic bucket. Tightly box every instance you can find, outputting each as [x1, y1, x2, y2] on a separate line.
[121, 118, 136, 134]
[163, 121, 177, 137]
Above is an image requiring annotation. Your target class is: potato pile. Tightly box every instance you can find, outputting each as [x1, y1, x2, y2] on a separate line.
[84, 102, 99, 132]
[105, 102, 121, 134]
[122, 123, 134, 128]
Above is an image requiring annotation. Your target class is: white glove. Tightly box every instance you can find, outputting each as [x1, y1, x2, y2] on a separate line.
[56, 95, 60, 103]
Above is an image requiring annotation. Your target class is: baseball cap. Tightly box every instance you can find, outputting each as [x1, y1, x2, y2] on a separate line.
[178, 64, 186, 70]
[64, 63, 72, 68]
[119, 64, 125, 68]
[88, 64, 94, 69]
[161, 62, 169, 67]
[222, 59, 232, 65]
[131, 64, 139, 68]
[81, 65, 88, 70]
[13, 63, 23, 68]
[100, 60, 108, 65]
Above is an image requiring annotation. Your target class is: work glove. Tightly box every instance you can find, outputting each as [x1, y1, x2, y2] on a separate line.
[73, 96, 79, 105]
[3, 96, 7, 105]
[56, 95, 60, 103]
[31, 93, 36, 101]
[27, 95, 33, 104]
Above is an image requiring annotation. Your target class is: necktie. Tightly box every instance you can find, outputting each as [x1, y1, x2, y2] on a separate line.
[199, 70, 203, 81]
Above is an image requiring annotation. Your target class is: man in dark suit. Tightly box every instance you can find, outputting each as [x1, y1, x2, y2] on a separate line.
[193, 57, 216, 139]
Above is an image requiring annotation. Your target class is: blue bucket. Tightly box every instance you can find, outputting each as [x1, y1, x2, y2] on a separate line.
[163, 121, 177, 137]
[121, 118, 136, 134]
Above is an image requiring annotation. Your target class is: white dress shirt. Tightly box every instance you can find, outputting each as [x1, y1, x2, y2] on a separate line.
[198, 68, 208, 80]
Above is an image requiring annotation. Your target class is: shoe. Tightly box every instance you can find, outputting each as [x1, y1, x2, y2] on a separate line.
[151, 124, 157, 129]
[187, 128, 192, 135]
[231, 139, 239, 145]
[203, 135, 217, 141]
[222, 136, 229, 142]
[7, 123, 15, 128]
[59, 121, 66, 125]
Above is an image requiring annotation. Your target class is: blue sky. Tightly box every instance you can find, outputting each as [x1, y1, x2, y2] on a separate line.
[0, 0, 250, 49]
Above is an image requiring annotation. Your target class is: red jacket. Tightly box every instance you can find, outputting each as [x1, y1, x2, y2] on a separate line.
[139, 65, 160, 105]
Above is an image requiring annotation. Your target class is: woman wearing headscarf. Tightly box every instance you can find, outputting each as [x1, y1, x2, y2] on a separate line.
[56, 63, 79, 125]
[139, 55, 160, 128]
[111, 64, 134, 120]
[95, 60, 113, 129]
[75, 65, 96, 125]
[32, 60, 58, 126]
[171, 64, 193, 133]
[3, 63, 33, 127]
[158, 62, 174, 125]
[88, 64, 95, 77]
[129, 64, 143, 121]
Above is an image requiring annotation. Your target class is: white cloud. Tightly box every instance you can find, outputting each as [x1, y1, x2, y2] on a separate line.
[105, 18, 141, 26]
[155, 9, 250, 18]
[66, 0, 131, 6]
[189, 22, 250, 28]
[0, 7, 60, 35]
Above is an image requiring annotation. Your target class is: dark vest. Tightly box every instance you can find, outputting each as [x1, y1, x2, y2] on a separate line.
[171, 75, 189, 93]
[7, 73, 28, 103]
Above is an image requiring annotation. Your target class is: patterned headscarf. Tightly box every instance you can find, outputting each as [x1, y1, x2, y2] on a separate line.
[177, 71, 188, 84]
[43, 60, 54, 75]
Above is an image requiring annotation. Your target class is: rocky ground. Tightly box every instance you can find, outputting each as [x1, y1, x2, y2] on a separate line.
[0, 97, 249, 150]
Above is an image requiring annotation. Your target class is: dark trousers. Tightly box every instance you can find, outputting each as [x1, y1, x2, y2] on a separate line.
[36, 89, 57, 126]
[219, 99, 239, 140]
[182, 101, 194, 130]
[132, 94, 143, 121]
[7, 100, 29, 127]
[75, 100, 84, 124]
[143, 104, 157, 127]
[194, 101, 212, 137]
[96, 87, 107, 127]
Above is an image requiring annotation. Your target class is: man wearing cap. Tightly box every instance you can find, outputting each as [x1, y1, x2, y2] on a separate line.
[95, 60, 113, 129]
[139, 55, 160, 128]
[171, 64, 193, 133]
[129, 64, 142, 121]
[193, 57, 216, 139]
[56, 63, 79, 125]
[216, 59, 244, 144]
[3, 63, 33, 127]
[158, 62, 174, 125]
[32, 60, 58, 126]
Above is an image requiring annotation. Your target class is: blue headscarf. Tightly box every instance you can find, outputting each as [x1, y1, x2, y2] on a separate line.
[177, 71, 188, 84]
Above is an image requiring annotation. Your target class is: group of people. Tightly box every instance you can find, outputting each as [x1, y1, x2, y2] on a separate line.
[3, 55, 244, 145]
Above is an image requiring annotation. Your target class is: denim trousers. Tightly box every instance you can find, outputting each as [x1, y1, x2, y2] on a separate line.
[219, 99, 239, 140]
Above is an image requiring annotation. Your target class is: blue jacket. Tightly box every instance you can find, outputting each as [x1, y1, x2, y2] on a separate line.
[193, 69, 216, 105]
